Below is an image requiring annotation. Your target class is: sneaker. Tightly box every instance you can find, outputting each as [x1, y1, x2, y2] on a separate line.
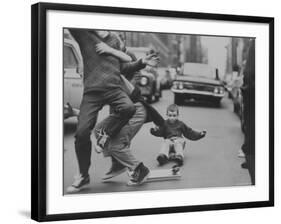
[127, 162, 150, 186]
[238, 149, 245, 158]
[94, 143, 103, 154]
[102, 161, 127, 180]
[95, 129, 109, 153]
[66, 174, 90, 194]
[173, 155, 184, 166]
[157, 154, 168, 166]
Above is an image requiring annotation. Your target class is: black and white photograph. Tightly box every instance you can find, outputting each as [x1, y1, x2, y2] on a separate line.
[63, 28, 255, 194]
[31, 2, 273, 221]
[1, 0, 280, 223]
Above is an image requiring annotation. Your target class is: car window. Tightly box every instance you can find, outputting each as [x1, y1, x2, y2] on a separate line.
[64, 45, 78, 69]
[183, 63, 215, 78]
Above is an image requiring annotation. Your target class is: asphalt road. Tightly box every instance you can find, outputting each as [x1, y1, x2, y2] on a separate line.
[63, 90, 251, 194]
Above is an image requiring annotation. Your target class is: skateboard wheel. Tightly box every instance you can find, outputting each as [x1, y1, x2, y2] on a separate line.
[172, 165, 180, 174]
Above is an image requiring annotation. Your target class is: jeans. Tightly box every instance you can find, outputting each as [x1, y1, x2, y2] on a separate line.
[159, 137, 186, 158]
[95, 102, 147, 171]
[75, 89, 136, 176]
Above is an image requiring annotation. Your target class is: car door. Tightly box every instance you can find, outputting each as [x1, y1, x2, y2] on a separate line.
[63, 44, 83, 110]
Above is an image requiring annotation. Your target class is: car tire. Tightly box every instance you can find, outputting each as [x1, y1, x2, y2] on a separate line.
[174, 94, 183, 105]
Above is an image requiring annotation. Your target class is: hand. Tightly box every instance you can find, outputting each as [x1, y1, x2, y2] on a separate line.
[142, 53, 160, 67]
[201, 130, 207, 137]
[151, 126, 159, 132]
[95, 42, 113, 55]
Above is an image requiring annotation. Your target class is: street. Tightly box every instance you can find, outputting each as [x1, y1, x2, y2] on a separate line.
[63, 90, 251, 194]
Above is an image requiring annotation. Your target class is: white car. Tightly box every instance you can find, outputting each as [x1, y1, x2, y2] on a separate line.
[63, 29, 83, 119]
[172, 63, 225, 107]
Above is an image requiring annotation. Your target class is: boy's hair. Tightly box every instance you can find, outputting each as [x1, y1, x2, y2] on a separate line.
[166, 104, 179, 115]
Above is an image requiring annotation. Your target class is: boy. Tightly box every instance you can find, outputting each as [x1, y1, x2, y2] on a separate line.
[150, 104, 206, 166]
[67, 29, 148, 189]
[66, 29, 159, 192]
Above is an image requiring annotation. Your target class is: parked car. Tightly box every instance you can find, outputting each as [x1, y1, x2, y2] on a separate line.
[63, 29, 83, 119]
[127, 47, 162, 103]
[226, 63, 246, 132]
[171, 62, 225, 106]
[238, 91, 245, 133]
[157, 67, 173, 89]
[230, 77, 244, 114]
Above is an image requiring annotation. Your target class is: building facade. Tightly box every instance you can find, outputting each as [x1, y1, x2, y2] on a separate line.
[122, 31, 203, 68]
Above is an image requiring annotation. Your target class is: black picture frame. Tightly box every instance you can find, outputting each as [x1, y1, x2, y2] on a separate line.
[31, 2, 274, 222]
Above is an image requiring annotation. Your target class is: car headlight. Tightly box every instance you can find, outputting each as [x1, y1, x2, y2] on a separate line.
[219, 87, 225, 94]
[140, 76, 148, 86]
[214, 87, 219, 94]
[173, 81, 184, 89]
[172, 81, 179, 89]
[178, 82, 184, 90]
[214, 87, 224, 94]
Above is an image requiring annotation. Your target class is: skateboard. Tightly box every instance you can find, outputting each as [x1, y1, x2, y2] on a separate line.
[145, 165, 181, 183]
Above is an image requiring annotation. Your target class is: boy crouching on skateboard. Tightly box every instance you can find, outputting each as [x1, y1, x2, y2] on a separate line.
[150, 104, 206, 166]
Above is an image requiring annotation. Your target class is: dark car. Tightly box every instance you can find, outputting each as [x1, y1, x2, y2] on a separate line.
[127, 47, 162, 103]
[224, 61, 246, 132]
[171, 63, 225, 107]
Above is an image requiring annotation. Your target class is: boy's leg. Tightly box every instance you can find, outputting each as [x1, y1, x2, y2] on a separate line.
[159, 139, 171, 157]
[74, 93, 104, 176]
[96, 102, 146, 171]
[67, 93, 103, 194]
[157, 139, 170, 165]
[95, 115, 140, 171]
[173, 138, 185, 166]
[105, 102, 149, 186]
[102, 89, 136, 138]
[174, 138, 185, 158]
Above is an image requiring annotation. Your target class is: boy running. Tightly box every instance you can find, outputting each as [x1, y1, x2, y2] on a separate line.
[67, 29, 146, 188]
[66, 29, 159, 191]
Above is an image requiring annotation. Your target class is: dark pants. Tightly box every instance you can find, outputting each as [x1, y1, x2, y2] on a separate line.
[75, 89, 136, 176]
[241, 88, 255, 185]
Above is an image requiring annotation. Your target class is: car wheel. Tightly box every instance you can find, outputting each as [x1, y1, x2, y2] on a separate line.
[174, 94, 183, 105]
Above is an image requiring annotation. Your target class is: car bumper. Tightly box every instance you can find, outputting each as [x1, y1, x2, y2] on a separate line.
[172, 88, 225, 98]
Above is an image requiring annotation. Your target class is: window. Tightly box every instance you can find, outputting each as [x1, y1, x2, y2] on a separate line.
[64, 45, 78, 69]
